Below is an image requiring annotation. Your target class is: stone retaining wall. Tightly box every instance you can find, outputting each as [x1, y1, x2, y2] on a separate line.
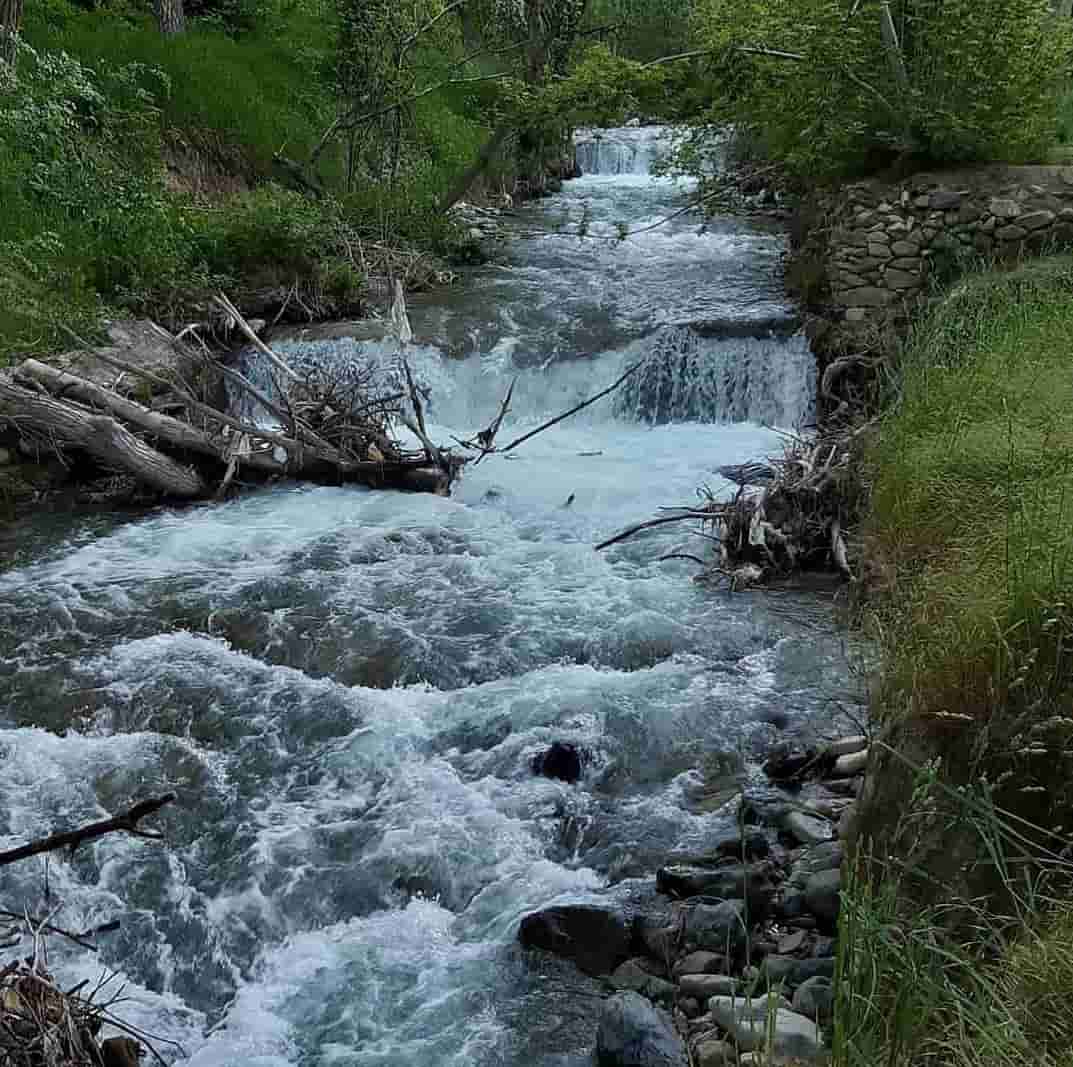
[821, 164, 1073, 328]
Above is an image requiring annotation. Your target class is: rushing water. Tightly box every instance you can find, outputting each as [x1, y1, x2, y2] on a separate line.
[0, 127, 855, 1065]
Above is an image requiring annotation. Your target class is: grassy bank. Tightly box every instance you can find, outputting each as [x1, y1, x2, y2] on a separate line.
[838, 256, 1073, 1065]
[0, 0, 491, 368]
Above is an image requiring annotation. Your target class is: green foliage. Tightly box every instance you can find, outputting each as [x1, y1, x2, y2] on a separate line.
[691, 0, 1073, 178]
[836, 773, 1073, 1067]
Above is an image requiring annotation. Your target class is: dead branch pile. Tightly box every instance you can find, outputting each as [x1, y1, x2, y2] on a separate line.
[0, 292, 458, 501]
[0, 795, 179, 1067]
[596, 417, 874, 587]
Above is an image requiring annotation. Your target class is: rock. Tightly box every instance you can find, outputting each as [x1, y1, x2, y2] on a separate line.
[782, 811, 833, 847]
[792, 841, 843, 880]
[681, 900, 749, 957]
[842, 287, 892, 308]
[804, 868, 841, 927]
[996, 224, 1028, 242]
[1018, 209, 1055, 232]
[867, 243, 892, 259]
[762, 743, 820, 781]
[884, 268, 920, 289]
[596, 991, 690, 1067]
[678, 973, 742, 999]
[889, 257, 922, 270]
[832, 749, 868, 777]
[712, 828, 771, 861]
[708, 996, 825, 1062]
[822, 777, 861, 797]
[101, 1038, 142, 1067]
[0, 447, 11, 467]
[611, 959, 676, 1003]
[844, 307, 869, 323]
[776, 888, 806, 920]
[759, 955, 836, 988]
[693, 1039, 738, 1067]
[890, 239, 921, 256]
[929, 190, 964, 210]
[793, 976, 834, 1024]
[531, 741, 583, 782]
[672, 951, 725, 979]
[519, 904, 631, 977]
[777, 929, 808, 955]
[812, 936, 837, 958]
[657, 864, 774, 914]
[640, 921, 678, 962]
[990, 197, 1022, 219]
[679, 995, 703, 1018]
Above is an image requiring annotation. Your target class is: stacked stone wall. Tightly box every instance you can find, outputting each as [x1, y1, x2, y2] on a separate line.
[820, 164, 1073, 327]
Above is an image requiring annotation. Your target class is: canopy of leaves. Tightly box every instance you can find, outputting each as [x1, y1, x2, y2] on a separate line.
[692, 0, 1073, 178]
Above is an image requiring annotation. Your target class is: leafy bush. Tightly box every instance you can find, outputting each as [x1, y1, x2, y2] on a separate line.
[691, 0, 1073, 178]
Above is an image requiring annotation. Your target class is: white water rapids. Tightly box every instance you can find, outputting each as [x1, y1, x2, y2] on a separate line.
[0, 127, 855, 1065]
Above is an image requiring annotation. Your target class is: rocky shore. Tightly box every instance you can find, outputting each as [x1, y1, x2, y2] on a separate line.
[518, 735, 869, 1065]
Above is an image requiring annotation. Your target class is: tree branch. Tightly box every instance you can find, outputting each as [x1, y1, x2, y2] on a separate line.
[0, 794, 176, 867]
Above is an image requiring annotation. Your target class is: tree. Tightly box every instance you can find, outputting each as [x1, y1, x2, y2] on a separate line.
[0, 0, 23, 65]
[153, 0, 186, 35]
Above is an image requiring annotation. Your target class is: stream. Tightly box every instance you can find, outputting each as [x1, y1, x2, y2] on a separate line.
[0, 127, 856, 1065]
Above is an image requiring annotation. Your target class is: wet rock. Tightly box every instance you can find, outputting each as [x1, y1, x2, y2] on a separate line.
[519, 904, 631, 977]
[781, 811, 833, 847]
[711, 827, 771, 861]
[657, 863, 775, 913]
[777, 929, 808, 955]
[531, 741, 583, 783]
[793, 976, 834, 1024]
[681, 900, 749, 957]
[692, 1038, 738, 1067]
[804, 868, 841, 927]
[824, 735, 867, 758]
[611, 959, 677, 1004]
[672, 950, 725, 979]
[101, 1038, 142, 1067]
[596, 991, 689, 1067]
[759, 955, 836, 988]
[832, 749, 868, 776]
[762, 744, 824, 782]
[678, 973, 741, 999]
[708, 997, 825, 1063]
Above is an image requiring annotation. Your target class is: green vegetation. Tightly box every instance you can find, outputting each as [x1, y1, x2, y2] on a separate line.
[838, 258, 1073, 1064]
[684, 0, 1072, 178]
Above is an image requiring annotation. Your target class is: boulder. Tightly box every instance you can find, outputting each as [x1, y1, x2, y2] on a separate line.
[708, 996, 825, 1063]
[596, 991, 690, 1067]
[531, 741, 583, 783]
[793, 976, 834, 1024]
[804, 868, 841, 927]
[656, 863, 775, 914]
[681, 900, 749, 957]
[518, 904, 631, 977]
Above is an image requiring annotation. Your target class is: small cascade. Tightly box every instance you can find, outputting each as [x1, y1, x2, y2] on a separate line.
[614, 326, 816, 427]
[574, 126, 675, 176]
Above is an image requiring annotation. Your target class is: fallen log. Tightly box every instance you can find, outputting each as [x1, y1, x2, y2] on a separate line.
[0, 377, 205, 498]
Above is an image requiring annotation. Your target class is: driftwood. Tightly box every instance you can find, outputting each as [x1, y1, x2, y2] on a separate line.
[0, 377, 205, 498]
[0, 794, 176, 867]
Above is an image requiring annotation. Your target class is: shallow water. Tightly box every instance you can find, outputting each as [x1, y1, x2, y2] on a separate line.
[0, 127, 857, 1065]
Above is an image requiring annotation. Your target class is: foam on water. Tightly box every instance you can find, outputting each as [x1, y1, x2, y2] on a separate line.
[0, 128, 855, 1065]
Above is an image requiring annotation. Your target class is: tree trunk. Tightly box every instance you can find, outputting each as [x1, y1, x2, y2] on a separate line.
[439, 124, 512, 213]
[153, 0, 186, 36]
[0, 0, 23, 65]
[0, 378, 205, 497]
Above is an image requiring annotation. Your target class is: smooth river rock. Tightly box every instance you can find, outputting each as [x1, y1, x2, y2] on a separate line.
[597, 991, 689, 1067]
[708, 996, 825, 1063]
[518, 903, 630, 977]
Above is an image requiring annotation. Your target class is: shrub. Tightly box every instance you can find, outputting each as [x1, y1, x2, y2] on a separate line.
[691, 0, 1073, 178]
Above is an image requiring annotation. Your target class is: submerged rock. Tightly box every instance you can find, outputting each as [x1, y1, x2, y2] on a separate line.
[596, 991, 689, 1067]
[531, 741, 584, 783]
[518, 903, 631, 977]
